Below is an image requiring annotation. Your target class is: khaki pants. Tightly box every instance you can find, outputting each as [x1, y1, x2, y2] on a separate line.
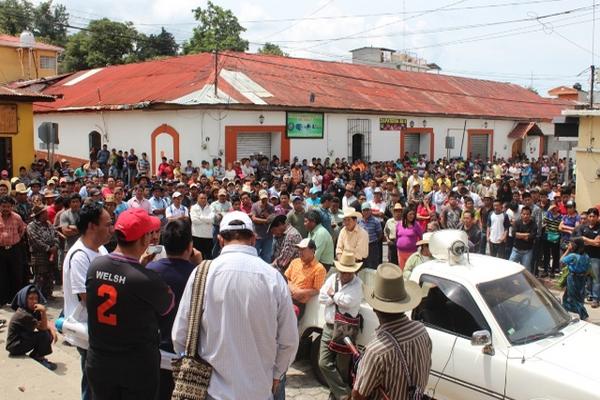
[318, 323, 351, 399]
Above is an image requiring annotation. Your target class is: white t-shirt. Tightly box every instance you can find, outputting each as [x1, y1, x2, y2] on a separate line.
[62, 238, 108, 348]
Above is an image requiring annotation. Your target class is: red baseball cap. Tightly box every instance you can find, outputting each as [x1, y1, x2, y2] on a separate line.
[114, 208, 161, 241]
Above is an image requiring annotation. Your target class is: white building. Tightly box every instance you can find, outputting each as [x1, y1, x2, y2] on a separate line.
[30, 52, 569, 171]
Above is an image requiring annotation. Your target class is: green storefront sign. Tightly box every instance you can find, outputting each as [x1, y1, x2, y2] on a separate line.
[286, 112, 324, 138]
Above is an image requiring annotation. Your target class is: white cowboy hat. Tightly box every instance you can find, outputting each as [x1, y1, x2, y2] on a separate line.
[334, 251, 362, 273]
[342, 207, 362, 219]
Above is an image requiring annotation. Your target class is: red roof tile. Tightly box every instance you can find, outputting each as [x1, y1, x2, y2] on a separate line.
[0, 34, 63, 52]
[35, 51, 571, 120]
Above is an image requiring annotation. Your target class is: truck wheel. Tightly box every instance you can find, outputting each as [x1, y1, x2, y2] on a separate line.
[310, 333, 327, 386]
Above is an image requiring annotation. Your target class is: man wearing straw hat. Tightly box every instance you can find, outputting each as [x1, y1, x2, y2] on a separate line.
[353, 263, 432, 400]
[318, 251, 363, 400]
[335, 207, 368, 262]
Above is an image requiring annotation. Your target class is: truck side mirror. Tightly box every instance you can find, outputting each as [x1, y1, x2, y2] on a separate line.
[471, 330, 491, 346]
[471, 330, 494, 356]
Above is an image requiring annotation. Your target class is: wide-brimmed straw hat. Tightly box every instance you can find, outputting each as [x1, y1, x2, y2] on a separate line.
[363, 263, 423, 313]
[342, 207, 362, 219]
[416, 232, 433, 247]
[334, 251, 362, 273]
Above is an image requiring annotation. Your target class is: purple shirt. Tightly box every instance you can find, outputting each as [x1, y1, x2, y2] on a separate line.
[396, 221, 423, 253]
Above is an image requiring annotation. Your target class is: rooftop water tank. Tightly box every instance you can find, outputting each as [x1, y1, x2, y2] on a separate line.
[19, 31, 35, 48]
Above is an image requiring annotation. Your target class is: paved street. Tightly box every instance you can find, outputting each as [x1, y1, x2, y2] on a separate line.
[1, 282, 598, 400]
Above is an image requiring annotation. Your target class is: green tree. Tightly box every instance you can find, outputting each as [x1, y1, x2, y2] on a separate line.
[33, 1, 69, 47]
[62, 18, 139, 71]
[183, 1, 248, 54]
[135, 27, 179, 61]
[258, 42, 287, 57]
[61, 30, 89, 71]
[0, 0, 33, 35]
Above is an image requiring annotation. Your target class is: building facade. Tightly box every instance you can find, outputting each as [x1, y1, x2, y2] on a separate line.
[30, 52, 569, 171]
[0, 33, 63, 84]
[0, 86, 54, 175]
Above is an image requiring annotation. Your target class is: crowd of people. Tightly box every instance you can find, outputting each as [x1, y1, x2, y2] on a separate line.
[0, 148, 598, 400]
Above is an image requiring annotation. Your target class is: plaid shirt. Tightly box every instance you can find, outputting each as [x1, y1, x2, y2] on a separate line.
[0, 211, 26, 247]
[272, 225, 302, 273]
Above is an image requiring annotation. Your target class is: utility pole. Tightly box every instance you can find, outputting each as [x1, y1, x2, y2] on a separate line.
[214, 47, 219, 97]
[591, 64, 595, 108]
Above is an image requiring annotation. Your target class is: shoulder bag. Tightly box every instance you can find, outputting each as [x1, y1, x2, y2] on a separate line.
[382, 330, 428, 400]
[171, 260, 212, 400]
[328, 277, 362, 354]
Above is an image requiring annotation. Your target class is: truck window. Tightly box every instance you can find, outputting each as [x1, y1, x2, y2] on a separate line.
[413, 275, 490, 338]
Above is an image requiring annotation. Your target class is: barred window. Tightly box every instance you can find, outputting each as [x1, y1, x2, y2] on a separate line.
[40, 56, 57, 70]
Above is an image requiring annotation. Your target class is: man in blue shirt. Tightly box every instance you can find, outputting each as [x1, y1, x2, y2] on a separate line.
[359, 203, 382, 269]
[149, 185, 169, 225]
[147, 219, 202, 400]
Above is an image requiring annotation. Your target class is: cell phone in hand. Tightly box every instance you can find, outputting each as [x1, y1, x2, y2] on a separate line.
[148, 245, 163, 255]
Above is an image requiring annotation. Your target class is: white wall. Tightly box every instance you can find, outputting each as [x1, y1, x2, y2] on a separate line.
[35, 108, 553, 165]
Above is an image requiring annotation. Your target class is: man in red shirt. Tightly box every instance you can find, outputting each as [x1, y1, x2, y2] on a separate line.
[0, 195, 27, 304]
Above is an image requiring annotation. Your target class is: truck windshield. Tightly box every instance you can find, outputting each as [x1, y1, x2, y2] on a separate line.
[478, 271, 571, 345]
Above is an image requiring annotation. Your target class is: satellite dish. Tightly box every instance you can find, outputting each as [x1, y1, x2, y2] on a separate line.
[19, 31, 35, 48]
[429, 229, 469, 265]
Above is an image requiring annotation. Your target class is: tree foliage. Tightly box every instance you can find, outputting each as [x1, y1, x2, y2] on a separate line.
[0, 0, 68, 46]
[184, 1, 248, 54]
[63, 19, 137, 71]
[136, 27, 179, 60]
[258, 42, 288, 57]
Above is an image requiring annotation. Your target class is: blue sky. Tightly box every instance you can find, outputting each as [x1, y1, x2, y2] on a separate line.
[51, 0, 599, 95]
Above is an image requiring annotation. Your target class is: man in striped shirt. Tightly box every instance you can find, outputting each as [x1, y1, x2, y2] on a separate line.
[353, 263, 432, 400]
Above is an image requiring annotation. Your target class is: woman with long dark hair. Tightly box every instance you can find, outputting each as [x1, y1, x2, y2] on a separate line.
[497, 182, 512, 204]
[396, 207, 423, 269]
[561, 237, 590, 320]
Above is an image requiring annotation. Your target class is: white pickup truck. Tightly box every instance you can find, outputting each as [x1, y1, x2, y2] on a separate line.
[299, 230, 600, 400]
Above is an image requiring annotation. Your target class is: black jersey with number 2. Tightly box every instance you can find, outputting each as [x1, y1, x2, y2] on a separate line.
[86, 253, 173, 353]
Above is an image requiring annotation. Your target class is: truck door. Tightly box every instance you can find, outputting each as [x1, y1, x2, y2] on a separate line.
[412, 275, 507, 400]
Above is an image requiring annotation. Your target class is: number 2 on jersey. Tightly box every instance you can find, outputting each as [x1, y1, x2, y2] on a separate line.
[97, 284, 117, 326]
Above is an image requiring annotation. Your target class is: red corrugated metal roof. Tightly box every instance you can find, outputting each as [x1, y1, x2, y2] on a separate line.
[34, 51, 571, 120]
[0, 85, 55, 102]
[0, 34, 63, 52]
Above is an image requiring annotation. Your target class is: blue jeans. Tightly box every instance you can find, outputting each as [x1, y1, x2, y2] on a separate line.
[255, 236, 274, 263]
[77, 347, 91, 400]
[273, 374, 287, 400]
[509, 248, 534, 273]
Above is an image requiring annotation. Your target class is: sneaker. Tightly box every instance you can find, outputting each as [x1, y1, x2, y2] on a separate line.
[592, 301, 599, 309]
[34, 357, 57, 371]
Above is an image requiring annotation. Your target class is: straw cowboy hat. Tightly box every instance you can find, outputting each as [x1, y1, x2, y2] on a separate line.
[334, 251, 362, 273]
[342, 207, 362, 219]
[364, 263, 423, 314]
[15, 183, 28, 194]
[416, 232, 433, 247]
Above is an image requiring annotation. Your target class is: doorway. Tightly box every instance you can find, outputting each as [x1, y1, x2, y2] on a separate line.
[512, 138, 523, 158]
[0, 138, 12, 176]
[352, 134, 364, 161]
[89, 131, 101, 155]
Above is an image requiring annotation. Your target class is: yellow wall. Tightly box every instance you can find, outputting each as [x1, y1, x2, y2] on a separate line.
[575, 116, 600, 211]
[0, 101, 34, 175]
[0, 46, 59, 84]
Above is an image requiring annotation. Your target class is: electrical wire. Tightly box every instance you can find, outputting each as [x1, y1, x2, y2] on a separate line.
[259, 0, 335, 41]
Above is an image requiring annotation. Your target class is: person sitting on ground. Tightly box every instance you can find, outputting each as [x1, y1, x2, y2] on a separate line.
[5, 284, 58, 370]
[285, 238, 326, 319]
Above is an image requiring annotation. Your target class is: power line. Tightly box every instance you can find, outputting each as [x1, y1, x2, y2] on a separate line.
[254, 6, 594, 44]
[260, 0, 335, 41]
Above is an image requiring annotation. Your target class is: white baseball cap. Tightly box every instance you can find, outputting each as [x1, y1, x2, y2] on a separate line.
[219, 211, 255, 232]
[172, 191, 183, 198]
